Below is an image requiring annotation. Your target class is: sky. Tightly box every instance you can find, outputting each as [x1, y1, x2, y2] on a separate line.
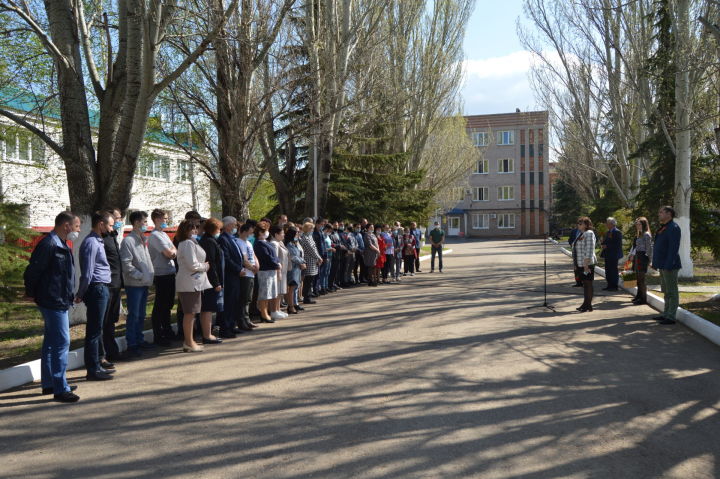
[461, 0, 538, 115]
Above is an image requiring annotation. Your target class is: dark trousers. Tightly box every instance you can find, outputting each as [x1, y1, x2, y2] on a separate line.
[605, 258, 619, 288]
[152, 274, 175, 341]
[222, 276, 241, 334]
[83, 284, 109, 374]
[239, 276, 254, 326]
[431, 246, 443, 271]
[100, 286, 121, 360]
[302, 274, 316, 300]
[250, 276, 260, 317]
[354, 252, 366, 282]
[382, 254, 393, 279]
[329, 253, 341, 286]
[404, 255, 415, 274]
[414, 248, 421, 271]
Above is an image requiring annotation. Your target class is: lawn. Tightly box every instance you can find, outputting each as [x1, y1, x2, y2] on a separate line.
[0, 286, 163, 369]
[651, 291, 720, 327]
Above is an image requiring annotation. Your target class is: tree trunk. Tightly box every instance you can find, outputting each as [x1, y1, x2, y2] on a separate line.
[674, 0, 693, 278]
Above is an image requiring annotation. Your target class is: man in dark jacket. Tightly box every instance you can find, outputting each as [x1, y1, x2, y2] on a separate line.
[217, 216, 243, 338]
[652, 206, 682, 325]
[24, 211, 81, 403]
[601, 217, 623, 291]
[100, 208, 124, 363]
[312, 218, 328, 295]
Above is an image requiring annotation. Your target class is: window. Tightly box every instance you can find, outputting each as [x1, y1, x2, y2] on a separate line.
[1, 129, 44, 164]
[496, 130, 514, 145]
[472, 213, 489, 229]
[473, 132, 488, 146]
[497, 186, 514, 201]
[138, 154, 171, 180]
[498, 158, 514, 173]
[472, 187, 489, 202]
[31, 137, 45, 163]
[177, 159, 191, 182]
[498, 214, 516, 229]
[474, 159, 488, 174]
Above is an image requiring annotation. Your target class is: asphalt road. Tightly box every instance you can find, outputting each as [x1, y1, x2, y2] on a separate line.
[1, 239, 718, 479]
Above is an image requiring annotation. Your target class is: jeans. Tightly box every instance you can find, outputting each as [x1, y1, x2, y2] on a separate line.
[660, 269, 680, 320]
[125, 286, 148, 349]
[39, 306, 70, 394]
[152, 274, 175, 341]
[319, 258, 330, 290]
[394, 255, 403, 279]
[431, 245, 443, 271]
[414, 248, 421, 271]
[83, 284, 109, 374]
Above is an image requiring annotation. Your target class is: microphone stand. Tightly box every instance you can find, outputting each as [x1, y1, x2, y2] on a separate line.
[527, 231, 556, 312]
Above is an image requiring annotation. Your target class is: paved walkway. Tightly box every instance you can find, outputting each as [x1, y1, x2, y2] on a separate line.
[1, 239, 718, 479]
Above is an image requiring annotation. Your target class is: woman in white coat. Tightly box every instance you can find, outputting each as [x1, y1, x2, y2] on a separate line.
[175, 220, 212, 352]
[269, 224, 289, 320]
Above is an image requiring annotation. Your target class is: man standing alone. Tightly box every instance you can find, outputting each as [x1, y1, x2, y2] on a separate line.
[24, 211, 80, 402]
[76, 211, 114, 381]
[601, 217, 623, 291]
[429, 221, 445, 273]
[652, 206, 682, 325]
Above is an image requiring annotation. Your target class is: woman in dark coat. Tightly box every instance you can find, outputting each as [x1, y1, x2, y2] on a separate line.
[198, 217, 224, 344]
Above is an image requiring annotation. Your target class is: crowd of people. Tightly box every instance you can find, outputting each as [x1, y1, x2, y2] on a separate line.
[568, 205, 682, 322]
[24, 210, 447, 403]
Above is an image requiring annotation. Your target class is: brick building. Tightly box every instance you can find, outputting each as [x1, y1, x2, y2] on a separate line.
[443, 110, 550, 238]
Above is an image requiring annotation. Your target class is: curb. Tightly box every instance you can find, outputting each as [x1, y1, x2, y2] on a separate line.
[1, 250, 455, 393]
[549, 239, 720, 347]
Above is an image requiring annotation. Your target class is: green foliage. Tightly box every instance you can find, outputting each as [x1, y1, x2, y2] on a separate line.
[691, 155, 720, 260]
[0, 199, 37, 301]
[551, 178, 586, 228]
[326, 151, 434, 224]
[248, 179, 279, 219]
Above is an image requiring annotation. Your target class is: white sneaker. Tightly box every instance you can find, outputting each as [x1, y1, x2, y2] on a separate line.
[270, 311, 285, 320]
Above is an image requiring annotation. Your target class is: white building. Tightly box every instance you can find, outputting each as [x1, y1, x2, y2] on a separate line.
[0, 98, 211, 227]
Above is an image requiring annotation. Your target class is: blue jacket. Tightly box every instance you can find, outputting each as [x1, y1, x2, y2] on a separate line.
[652, 220, 682, 270]
[24, 232, 75, 310]
[569, 228, 579, 245]
[253, 239, 280, 271]
[602, 227, 623, 261]
[217, 232, 243, 280]
[313, 229, 328, 259]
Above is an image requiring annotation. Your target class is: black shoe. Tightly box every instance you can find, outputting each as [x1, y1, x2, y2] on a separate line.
[139, 341, 156, 350]
[100, 360, 116, 370]
[652, 315, 666, 321]
[219, 332, 237, 339]
[97, 367, 115, 375]
[202, 337, 223, 344]
[86, 371, 114, 381]
[311, 292, 319, 298]
[602, 287, 619, 291]
[236, 325, 251, 332]
[246, 320, 258, 328]
[53, 391, 80, 403]
[42, 385, 77, 395]
[572, 283, 583, 287]
[287, 309, 298, 314]
[303, 299, 316, 304]
[295, 305, 304, 311]
[261, 317, 276, 323]
[658, 318, 676, 325]
[319, 290, 327, 295]
[154, 338, 172, 347]
[416, 269, 422, 273]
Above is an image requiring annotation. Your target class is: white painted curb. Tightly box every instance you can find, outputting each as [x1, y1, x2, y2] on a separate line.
[0, 327, 156, 393]
[1, 249, 456, 393]
[549, 239, 720, 347]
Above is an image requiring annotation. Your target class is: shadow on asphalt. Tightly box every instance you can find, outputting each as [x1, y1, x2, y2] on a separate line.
[1, 239, 718, 479]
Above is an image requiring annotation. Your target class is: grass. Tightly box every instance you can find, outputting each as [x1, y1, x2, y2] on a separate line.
[0, 286, 163, 369]
[651, 291, 720, 326]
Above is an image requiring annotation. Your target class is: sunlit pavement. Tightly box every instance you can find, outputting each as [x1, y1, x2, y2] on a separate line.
[1, 239, 718, 479]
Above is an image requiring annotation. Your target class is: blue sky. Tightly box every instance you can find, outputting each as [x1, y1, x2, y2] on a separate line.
[461, 0, 537, 115]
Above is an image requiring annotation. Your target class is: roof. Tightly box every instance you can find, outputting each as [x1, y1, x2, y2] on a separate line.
[0, 87, 191, 149]
[464, 110, 548, 129]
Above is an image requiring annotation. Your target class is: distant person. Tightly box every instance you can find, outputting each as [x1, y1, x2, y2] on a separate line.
[237, 222, 259, 330]
[285, 227, 306, 314]
[629, 217, 653, 305]
[299, 222, 322, 303]
[147, 209, 177, 346]
[269, 224, 289, 319]
[402, 228, 417, 276]
[601, 217, 623, 291]
[76, 211, 114, 381]
[573, 217, 597, 312]
[24, 211, 80, 402]
[120, 210, 154, 358]
[253, 222, 281, 322]
[217, 216, 243, 338]
[362, 224, 381, 286]
[651, 206, 682, 325]
[429, 221, 445, 273]
[409, 222, 423, 272]
[569, 225, 582, 287]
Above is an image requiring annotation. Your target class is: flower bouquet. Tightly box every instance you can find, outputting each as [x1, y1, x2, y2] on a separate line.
[621, 270, 637, 288]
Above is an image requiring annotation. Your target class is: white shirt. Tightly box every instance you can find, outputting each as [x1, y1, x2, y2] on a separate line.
[148, 230, 176, 276]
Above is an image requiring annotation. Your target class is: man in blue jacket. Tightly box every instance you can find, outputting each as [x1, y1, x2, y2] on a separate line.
[217, 216, 243, 338]
[601, 217, 623, 291]
[24, 211, 81, 403]
[652, 206, 682, 325]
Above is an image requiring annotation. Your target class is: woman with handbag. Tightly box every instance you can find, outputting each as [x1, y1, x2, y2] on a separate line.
[572, 217, 597, 312]
[629, 217, 653, 305]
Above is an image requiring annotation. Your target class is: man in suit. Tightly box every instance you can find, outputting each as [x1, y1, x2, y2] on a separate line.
[652, 206, 682, 325]
[217, 216, 243, 338]
[601, 217, 623, 291]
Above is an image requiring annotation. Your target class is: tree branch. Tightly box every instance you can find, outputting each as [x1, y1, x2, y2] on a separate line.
[75, 0, 104, 99]
[0, 107, 65, 158]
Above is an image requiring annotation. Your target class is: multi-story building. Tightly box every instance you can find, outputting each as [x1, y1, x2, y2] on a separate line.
[443, 110, 549, 238]
[0, 91, 211, 227]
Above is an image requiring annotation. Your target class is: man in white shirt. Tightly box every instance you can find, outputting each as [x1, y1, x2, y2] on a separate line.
[147, 209, 177, 346]
[237, 223, 259, 329]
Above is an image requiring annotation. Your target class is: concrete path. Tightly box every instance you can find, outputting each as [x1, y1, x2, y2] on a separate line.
[1, 239, 719, 479]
